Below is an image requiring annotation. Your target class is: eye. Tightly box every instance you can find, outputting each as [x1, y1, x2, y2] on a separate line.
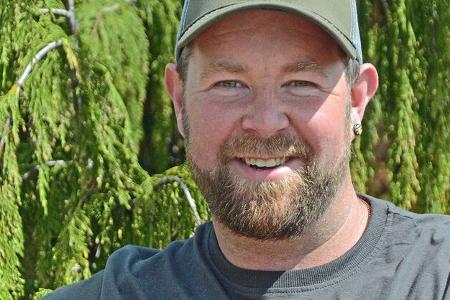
[285, 80, 317, 88]
[214, 80, 247, 89]
[209, 80, 249, 99]
[283, 80, 320, 97]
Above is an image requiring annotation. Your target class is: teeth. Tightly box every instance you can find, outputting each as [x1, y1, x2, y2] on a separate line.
[244, 157, 287, 168]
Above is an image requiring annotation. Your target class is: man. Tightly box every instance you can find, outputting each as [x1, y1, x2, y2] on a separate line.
[46, 1, 450, 299]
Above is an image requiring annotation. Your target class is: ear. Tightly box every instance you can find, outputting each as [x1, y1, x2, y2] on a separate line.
[350, 63, 379, 136]
[165, 63, 186, 138]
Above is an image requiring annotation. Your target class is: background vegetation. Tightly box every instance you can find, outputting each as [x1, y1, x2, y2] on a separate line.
[0, 0, 448, 298]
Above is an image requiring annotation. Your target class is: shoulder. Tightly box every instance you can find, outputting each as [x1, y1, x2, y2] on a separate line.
[42, 223, 213, 299]
[105, 240, 195, 280]
[382, 196, 450, 231]
[364, 194, 450, 228]
[361, 195, 450, 298]
[42, 271, 104, 300]
[389, 202, 450, 248]
[41, 245, 161, 299]
[42, 244, 188, 299]
[364, 194, 450, 254]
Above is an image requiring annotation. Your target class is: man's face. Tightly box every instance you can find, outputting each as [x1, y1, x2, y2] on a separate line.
[178, 10, 354, 240]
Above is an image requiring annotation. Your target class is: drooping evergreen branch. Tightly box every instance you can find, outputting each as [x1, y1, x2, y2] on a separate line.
[139, 0, 182, 173]
[39, 1, 78, 35]
[155, 176, 203, 226]
[39, 0, 78, 34]
[92, 4, 120, 35]
[54, 0, 83, 112]
[67, 0, 78, 34]
[17, 40, 63, 89]
[91, 1, 136, 35]
[67, 0, 75, 11]
[40, 8, 72, 19]
[0, 115, 11, 157]
[39, 8, 77, 34]
[22, 160, 66, 180]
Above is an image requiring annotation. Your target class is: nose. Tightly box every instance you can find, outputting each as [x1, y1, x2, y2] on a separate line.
[241, 89, 289, 138]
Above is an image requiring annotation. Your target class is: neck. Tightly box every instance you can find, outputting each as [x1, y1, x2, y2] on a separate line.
[213, 178, 370, 271]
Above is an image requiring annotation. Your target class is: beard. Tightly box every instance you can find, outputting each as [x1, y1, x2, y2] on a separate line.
[184, 108, 352, 241]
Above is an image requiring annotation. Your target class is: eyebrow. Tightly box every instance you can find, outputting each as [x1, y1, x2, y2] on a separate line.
[199, 59, 326, 80]
[282, 60, 327, 77]
[200, 60, 247, 80]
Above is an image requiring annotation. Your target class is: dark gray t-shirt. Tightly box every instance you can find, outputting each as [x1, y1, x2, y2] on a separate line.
[44, 195, 450, 299]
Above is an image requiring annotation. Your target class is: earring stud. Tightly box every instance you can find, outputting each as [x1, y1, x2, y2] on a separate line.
[353, 123, 363, 136]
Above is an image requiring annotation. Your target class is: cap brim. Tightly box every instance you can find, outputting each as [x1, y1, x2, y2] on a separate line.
[176, 2, 357, 62]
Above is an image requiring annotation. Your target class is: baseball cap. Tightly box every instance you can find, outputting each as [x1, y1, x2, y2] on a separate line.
[176, 0, 363, 63]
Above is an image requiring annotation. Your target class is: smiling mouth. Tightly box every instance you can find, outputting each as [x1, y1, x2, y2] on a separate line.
[240, 157, 289, 169]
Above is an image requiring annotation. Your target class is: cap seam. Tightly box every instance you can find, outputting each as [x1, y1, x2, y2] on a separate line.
[178, 0, 191, 39]
[350, 0, 363, 61]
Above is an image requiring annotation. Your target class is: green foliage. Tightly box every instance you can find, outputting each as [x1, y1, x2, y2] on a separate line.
[353, 0, 449, 213]
[0, 0, 206, 298]
[138, 0, 183, 173]
[129, 164, 209, 249]
[411, 0, 450, 212]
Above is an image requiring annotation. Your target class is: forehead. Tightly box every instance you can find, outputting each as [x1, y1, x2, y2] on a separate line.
[201, 9, 331, 38]
[189, 9, 343, 67]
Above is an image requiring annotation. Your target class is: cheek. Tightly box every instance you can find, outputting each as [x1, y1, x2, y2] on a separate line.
[186, 102, 241, 169]
[290, 100, 349, 156]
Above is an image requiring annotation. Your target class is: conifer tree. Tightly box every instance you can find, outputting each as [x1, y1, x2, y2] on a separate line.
[352, 0, 449, 213]
[0, 1, 207, 298]
[138, 0, 184, 174]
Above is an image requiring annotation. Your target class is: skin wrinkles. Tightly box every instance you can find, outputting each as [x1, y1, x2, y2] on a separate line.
[165, 9, 379, 271]
[191, 53, 345, 106]
[200, 59, 328, 83]
[199, 60, 247, 81]
[191, 65, 341, 110]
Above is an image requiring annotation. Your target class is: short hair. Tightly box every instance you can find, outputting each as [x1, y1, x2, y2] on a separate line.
[176, 46, 192, 86]
[176, 46, 361, 87]
[344, 57, 361, 86]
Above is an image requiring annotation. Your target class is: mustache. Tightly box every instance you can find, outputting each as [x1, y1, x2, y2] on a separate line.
[218, 132, 313, 163]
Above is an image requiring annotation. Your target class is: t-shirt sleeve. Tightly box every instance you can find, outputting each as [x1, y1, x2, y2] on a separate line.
[42, 271, 104, 300]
